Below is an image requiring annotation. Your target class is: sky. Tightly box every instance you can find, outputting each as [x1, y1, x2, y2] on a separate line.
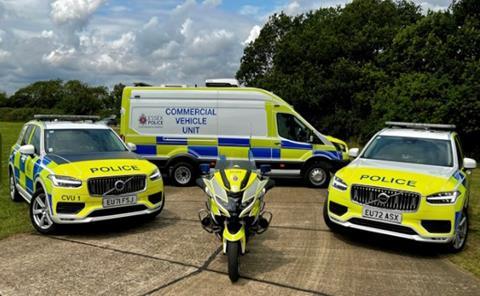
[0, 0, 453, 94]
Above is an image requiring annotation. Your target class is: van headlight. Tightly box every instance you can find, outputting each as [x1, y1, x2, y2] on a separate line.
[149, 168, 161, 181]
[332, 176, 348, 191]
[48, 175, 82, 188]
[426, 191, 460, 204]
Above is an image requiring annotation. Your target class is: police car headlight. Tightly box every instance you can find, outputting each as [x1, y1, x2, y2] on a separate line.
[426, 191, 460, 204]
[332, 176, 348, 191]
[149, 168, 161, 181]
[48, 175, 82, 188]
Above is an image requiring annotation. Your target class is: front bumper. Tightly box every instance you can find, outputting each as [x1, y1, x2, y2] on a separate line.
[327, 187, 462, 244]
[48, 179, 164, 224]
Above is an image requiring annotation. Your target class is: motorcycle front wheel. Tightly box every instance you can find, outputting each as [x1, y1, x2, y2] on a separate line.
[227, 241, 240, 282]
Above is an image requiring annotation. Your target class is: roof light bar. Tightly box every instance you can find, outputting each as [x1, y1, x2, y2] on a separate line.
[34, 114, 100, 122]
[205, 78, 240, 87]
[385, 121, 456, 130]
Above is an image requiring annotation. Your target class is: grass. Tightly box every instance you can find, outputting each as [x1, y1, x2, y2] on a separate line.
[0, 122, 32, 239]
[0, 121, 479, 277]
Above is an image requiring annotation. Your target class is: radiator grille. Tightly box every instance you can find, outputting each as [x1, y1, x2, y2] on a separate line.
[88, 175, 146, 196]
[351, 185, 420, 212]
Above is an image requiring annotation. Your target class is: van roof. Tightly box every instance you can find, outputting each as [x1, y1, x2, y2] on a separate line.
[125, 86, 290, 106]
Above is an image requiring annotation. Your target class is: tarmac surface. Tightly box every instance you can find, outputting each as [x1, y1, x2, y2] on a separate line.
[0, 182, 479, 295]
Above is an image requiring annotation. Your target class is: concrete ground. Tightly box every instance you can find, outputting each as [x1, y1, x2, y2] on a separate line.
[0, 182, 479, 296]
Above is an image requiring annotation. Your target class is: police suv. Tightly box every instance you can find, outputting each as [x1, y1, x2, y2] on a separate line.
[325, 122, 476, 252]
[8, 115, 165, 234]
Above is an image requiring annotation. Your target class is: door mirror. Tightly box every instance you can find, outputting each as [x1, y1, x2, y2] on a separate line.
[126, 143, 137, 151]
[199, 163, 211, 175]
[464, 158, 477, 169]
[260, 164, 271, 175]
[308, 134, 314, 143]
[19, 144, 35, 156]
[348, 148, 359, 158]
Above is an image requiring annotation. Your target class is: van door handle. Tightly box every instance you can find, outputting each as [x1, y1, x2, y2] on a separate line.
[274, 142, 281, 146]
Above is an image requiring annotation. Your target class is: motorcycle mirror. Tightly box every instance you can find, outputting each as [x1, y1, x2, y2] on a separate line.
[199, 163, 210, 175]
[196, 178, 206, 189]
[260, 164, 271, 175]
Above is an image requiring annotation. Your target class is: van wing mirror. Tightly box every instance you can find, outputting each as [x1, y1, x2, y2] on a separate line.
[348, 148, 359, 158]
[19, 144, 35, 156]
[464, 158, 477, 169]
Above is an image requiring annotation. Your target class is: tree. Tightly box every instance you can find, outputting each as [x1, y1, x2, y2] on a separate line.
[0, 91, 7, 107]
[9, 80, 64, 108]
[59, 80, 107, 115]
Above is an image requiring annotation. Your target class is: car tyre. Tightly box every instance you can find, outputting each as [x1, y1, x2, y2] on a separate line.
[171, 162, 195, 186]
[304, 161, 331, 188]
[30, 190, 58, 235]
[9, 168, 23, 202]
[446, 210, 468, 253]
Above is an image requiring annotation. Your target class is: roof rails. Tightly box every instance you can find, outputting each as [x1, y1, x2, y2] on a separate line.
[385, 121, 456, 131]
[34, 114, 100, 122]
[205, 78, 239, 87]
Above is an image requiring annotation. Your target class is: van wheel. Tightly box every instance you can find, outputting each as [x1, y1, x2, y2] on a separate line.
[447, 210, 468, 253]
[304, 161, 331, 188]
[171, 162, 195, 186]
[9, 169, 23, 202]
[30, 190, 58, 235]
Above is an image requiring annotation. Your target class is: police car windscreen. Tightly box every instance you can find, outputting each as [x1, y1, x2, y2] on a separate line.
[45, 129, 127, 154]
[362, 136, 453, 167]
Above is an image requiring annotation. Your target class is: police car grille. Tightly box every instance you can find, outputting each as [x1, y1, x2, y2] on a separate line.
[351, 185, 420, 212]
[88, 175, 146, 196]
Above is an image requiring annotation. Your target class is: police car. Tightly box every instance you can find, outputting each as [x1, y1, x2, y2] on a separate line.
[324, 122, 477, 252]
[8, 115, 165, 234]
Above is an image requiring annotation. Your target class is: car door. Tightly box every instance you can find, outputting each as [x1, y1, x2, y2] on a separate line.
[15, 124, 34, 194]
[454, 135, 469, 191]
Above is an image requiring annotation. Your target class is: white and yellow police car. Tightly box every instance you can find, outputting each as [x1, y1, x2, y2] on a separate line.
[325, 122, 477, 252]
[8, 115, 164, 234]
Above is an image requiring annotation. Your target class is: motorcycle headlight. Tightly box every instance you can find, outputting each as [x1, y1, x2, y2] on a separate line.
[149, 168, 161, 181]
[48, 175, 82, 188]
[332, 176, 348, 191]
[426, 191, 460, 204]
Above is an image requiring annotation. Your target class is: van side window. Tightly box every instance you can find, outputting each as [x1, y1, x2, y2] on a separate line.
[277, 113, 309, 143]
[21, 125, 34, 146]
[30, 127, 41, 155]
[454, 136, 464, 168]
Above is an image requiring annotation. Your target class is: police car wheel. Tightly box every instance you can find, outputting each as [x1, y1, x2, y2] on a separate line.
[304, 162, 330, 188]
[171, 162, 194, 186]
[30, 191, 57, 234]
[447, 210, 468, 253]
[9, 169, 22, 202]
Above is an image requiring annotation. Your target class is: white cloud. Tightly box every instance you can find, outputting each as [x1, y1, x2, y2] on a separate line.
[0, 49, 11, 61]
[41, 30, 55, 39]
[244, 25, 261, 44]
[50, 0, 106, 24]
[202, 0, 222, 7]
[240, 5, 260, 16]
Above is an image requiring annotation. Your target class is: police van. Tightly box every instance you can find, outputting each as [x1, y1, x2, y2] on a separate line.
[120, 79, 349, 187]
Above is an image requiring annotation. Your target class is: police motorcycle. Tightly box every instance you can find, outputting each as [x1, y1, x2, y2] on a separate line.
[196, 154, 274, 282]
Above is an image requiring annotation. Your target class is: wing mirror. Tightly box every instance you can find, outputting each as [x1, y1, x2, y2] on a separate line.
[260, 164, 271, 175]
[199, 163, 211, 175]
[127, 143, 137, 151]
[19, 144, 35, 156]
[348, 148, 359, 158]
[464, 158, 477, 170]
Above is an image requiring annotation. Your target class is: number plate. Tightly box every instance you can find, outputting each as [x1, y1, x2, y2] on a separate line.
[362, 206, 402, 224]
[103, 196, 137, 208]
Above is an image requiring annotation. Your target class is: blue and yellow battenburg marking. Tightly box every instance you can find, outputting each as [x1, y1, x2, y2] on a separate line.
[134, 136, 342, 161]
